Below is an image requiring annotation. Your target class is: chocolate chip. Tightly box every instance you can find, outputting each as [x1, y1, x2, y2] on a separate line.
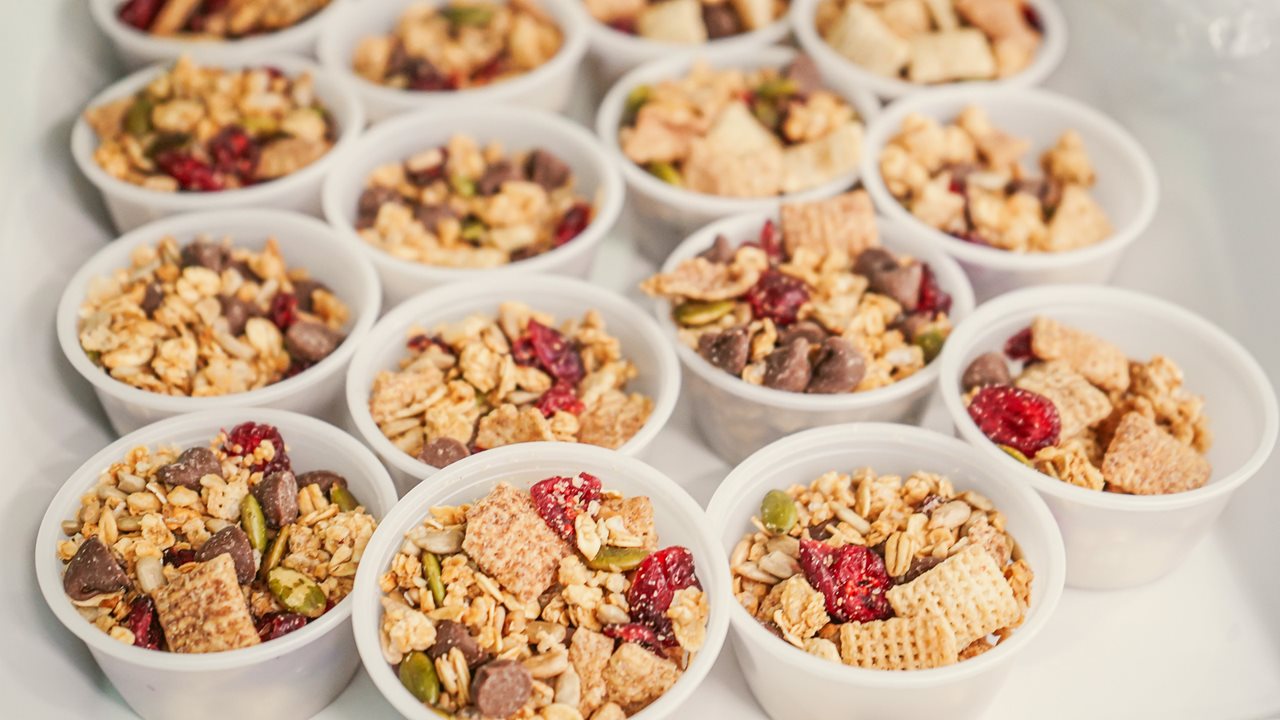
[291, 278, 328, 313]
[413, 203, 455, 234]
[808, 518, 838, 541]
[228, 259, 261, 283]
[697, 326, 750, 376]
[156, 446, 222, 489]
[296, 470, 347, 494]
[853, 247, 899, 278]
[284, 321, 343, 364]
[961, 352, 1013, 391]
[778, 320, 828, 347]
[806, 337, 866, 394]
[180, 240, 230, 272]
[785, 54, 824, 95]
[697, 234, 735, 264]
[763, 338, 813, 392]
[701, 3, 742, 39]
[220, 295, 258, 336]
[62, 537, 130, 601]
[417, 437, 470, 468]
[195, 526, 255, 584]
[900, 555, 944, 583]
[869, 263, 923, 311]
[141, 282, 164, 317]
[428, 620, 487, 667]
[253, 470, 299, 529]
[476, 159, 522, 196]
[356, 186, 401, 230]
[895, 313, 930, 342]
[524, 150, 571, 191]
[472, 660, 532, 719]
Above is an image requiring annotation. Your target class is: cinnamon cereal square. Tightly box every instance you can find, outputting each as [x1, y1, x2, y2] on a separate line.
[1101, 412, 1212, 495]
[1030, 315, 1131, 392]
[462, 482, 571, 602]
[153, 554, 260, 653]
[1015, 360, 1113, 440]
[780, 190, 880, 260]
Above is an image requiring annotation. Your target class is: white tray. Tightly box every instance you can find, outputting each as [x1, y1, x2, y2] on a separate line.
[5, 2, 1278, 718]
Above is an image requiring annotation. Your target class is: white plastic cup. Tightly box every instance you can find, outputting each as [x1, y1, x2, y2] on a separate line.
[345, 274, 680, 496]
[316, 0, 588, 123]
[71, 56, 365, 233]
[34, 408, 400, 720]
[351, 441, 731, 720]
[937, 285, 1279, 589]
[321, 106, 624, 311]
[654, 213, 975, 465]
[596, 45, 881, 261]
[791, 0, 1067, 100]
[706, 423, 1066, 720]
[89, 0, 352, 69]
[57, 209, 382, 436]
[860, 85, 1159, 302]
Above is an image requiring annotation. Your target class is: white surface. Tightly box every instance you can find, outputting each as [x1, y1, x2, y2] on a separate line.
[2, 2, 1278, 719]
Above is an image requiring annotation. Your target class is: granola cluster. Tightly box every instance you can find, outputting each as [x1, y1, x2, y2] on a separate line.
[963, 316, 1213, 495]
[733, 468, 1033, 670]
[818, 0, 1043, 84]
[116, 0, 331, 39]
[57, 422, 378, 652]
[85, 57, 335, 192]
[355, 135, 593, 268]
[353, 0, 563, 91]
[586, 0, 786, 43]
[379, 477, 709, 718]
[369, 302, 653, 468]
[619, 56, 863, 197]
[77, 235, 350, 397]
[881, 105, 1111, 253]
[642, 191, 953, 394]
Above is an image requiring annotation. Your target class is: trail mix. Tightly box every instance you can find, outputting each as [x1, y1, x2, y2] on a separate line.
[116, 0, 330, 39]
[818, 0, 1043, 84]
[881, 105, 1111, 253]
[586, 0, 786, 43]
[380, 476, 709, 717]
[57, 422, 378, 652]
[353, 0, 563, 91]
[356, 135, 593, 268]
[84, 57, 335, 192]
[642, 191, 953, 394]
[733, 468, 1032, 670]
[370, 302, 653, 468]
[619, 56, 863, 197]
[78, 235, 349, 397]
[963, 317, 1212, 495]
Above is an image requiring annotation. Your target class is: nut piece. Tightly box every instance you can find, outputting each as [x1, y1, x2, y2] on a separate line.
[472, 659, 533, 718]
[194, 525, 255, 584]
[62, 537, 130, 601]
[156, 446, 222, 489]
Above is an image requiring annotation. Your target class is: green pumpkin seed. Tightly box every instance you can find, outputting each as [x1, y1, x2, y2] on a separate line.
[240, 114, 278, 135]
[261, 523, 292, 579]
[999, 444, 1033, 466]
[913, 329, 946, 363]
[751, 98, 780, 131]
[125, 97, 153, 137]
[240, 495, 268, 552]
[267, 566, 328, 618]
[331, 484, 360, 512]
[460, 217, 486, 241]
[761, 489, 798, 534]
[145, 132, 190, 160]
[450, 174, 476, 197]
[623, 84, 651, 125]
[423, 552, 445, 606]
[399, 650, 441, 705]
[673, 299, 735, 327]
[586, 546, 650, 572]
[646, 161, 682, 186]
[441, 4, 494, 27]
[754, 77, 798, 101]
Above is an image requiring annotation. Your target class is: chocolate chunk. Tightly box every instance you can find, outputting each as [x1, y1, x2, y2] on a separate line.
[961, 352, 1013, 392]
[141, 282, 164, 317]
[195, 526, 255, 584]
[808, 518, 838, 541]
[524, 150, 571, 191]
[763, 338, 812, 392]
[785, 55, 824, 95]
[853, 247, 899, 278]
[428, 620, 487, 667]
[697, 234, 735, 264]
[778, 320, 828, 347]
[157, 446, 222, 489]
[806, 337, 865, 394]
[477, 159, 522, 196]
[869, 263, 923, 311]
[417, 437, 470, 468]
[180, 240, 230, 272]
[284, 321, 343, 363]
[472, 659, 533, 718]
[900, 555, 944, 583]
[701, 3, 742, 39]
[697, 326, 750, 376]
[63, 537, 130, 601]
[296, 470, 347, 494]
[356, 186, 401, 230]
[896, 313, 930, 342]
[253, 470, 299, 529]
[291, 278, 328, 313]
[413, 203, 455, 234]
[220, 295, 258, 336]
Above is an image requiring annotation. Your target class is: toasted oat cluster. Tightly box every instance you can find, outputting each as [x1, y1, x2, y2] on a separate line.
[57, 422, 378, 652]
[84, 57, 335, 192]
[353, 0, 563, 91]
[116, 0, 331, 39]
[818, 0, 1042, 84]
[881, 105, 1111, 253]
[380, 477, 709, 718]
[355, 135, 593, 268]
[642, 192, 953, 394]
[618, 56, 863, 197]
[733, 468, 1032, 670]
[78, 235, 349, 397]
[963, 317, 1213, 495]
[586, 0, 786, 43]
[369, 302, 653, 468]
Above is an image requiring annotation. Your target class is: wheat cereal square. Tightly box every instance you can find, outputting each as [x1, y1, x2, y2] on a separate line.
[781, 190, 880, 261]
[885, 544, 1020, 647]
[153, 554, 260, 653]
[1101, 412, 1211, 494]
[1015, 360, 1113, 439]
[602, 642, 680, 714]
[570, 628, 615, 716]
[462, 482, 572, 602]
[838, 613, 959, 670]
[1030, 316, 1131, 392]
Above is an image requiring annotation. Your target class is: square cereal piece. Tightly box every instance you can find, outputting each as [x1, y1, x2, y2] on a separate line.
[1015, 360, 1113, 440]
[828, 3, 911, 78]
[153, 554, 260, 653]
[462, 482, 572, 602]
[635, 0, 706, 43]
[1101, 412, 1211, 495]
[1030, 316, 1130, 392]
[781, 190, 879, 261]
[1043, 185, 1112, 252]
[570, 628, 615, 716]
[683, 139, 784, 197]
[602, 642, 681, 714]
[781, 121, 864, 194]
[730, 0, 776, 30]
[885, 544, 1020, 647]
[599, 495, 658, 550]
[908, 29, 997, 84]
[838, 612, 959, 670]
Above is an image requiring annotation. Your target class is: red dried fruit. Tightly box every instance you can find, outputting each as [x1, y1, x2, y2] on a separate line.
[282, 358, 314, 379]
[1003, 327, 1034, 361]
[553, 202, 592, 247]
[224, 421, 291, 474]
[603, 623, 662, 654]
[949, 229, 989, 245]
[607, 18, 637, 34]
[798, 540, 893, 623]
[472, 55, 507, 84]
[163, 546, 196, 567]
[627, 546, 701, 646]
[256, 612, 310, 642]
[269, 292, 299, 330]
[155, 151, 224, 192]
[117, 0, 163, 30]
[758, 219, 784, 264]
[208, 125, 260, 182]
[510, 334, 538, 366]
[409, 61, 459, 91]
[745, 270, 810, 326]
[1022, 3, 1044, 33]
[125, 596, 162, 650]
[535, 381, 585, 418]
[916, 264, 952, 316]
[527, 320, 585, 385]
[405, 148, 449, 185]
[948, 176, 966, 195]
[967, 385, 1061, 457]
[530, 473, 602, 539]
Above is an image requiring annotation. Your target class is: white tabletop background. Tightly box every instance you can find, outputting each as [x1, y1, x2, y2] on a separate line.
[2, 1, 1278, 718]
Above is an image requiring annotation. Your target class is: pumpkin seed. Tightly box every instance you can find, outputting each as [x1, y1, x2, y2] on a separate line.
[585, 546, 649, 572]
[124, 98, 153, 137]
[761, 489, 798, 534]
[646, 161, 681, 186]
[241, 495, 268, 551]
[261, 523, 291, 579]
[999, 444, 1033, 466]
[441, 5, 494, 27]
[398, 650, 441, 704]
[914, 329, 946, 363]
[330, 484, 360, 512]
[423, 551, 445, 606]
[267, 566, 327, 617]
[622, 84, 651, 125]
[673, 299, 735, 327]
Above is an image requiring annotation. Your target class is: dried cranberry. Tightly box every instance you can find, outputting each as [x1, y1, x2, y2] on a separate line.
[553, 203, 592, 248]
[409, 61, 459, 91]
[916, 264, 952, 316]
[1003, 327, 1034, 361]
[607, 18, 637, 34]
[758, 219, 784, 264]
[967, 385, 1061, 457]
[1022, 3, 1044, 33]
[949, 229, 989, 245]
[405, 147, 449, 186]
[256, 612, 310, 642]
[798, 540, 893, 623]
[603, 623, 663, 654]
[535, 381, 585, 418]
[510, 334, 538, 366]
[407, 333, 450, 355]
[208, 125, 259, 183]
[125, 596, 162, 650]
[472, 54, 507, 84]
[627, 546, 701, 646]
[269, 292, 299, 330]
[224, 421, 291, 474]
[530, 473, 601, 539]
[527, 320, 584, 385]
[745, 270, 810, 326]
[282, 358, 314, 379]
[163, 546, 196, 567]
[155, 151, 223, 192]
[117, 0, 162, 30]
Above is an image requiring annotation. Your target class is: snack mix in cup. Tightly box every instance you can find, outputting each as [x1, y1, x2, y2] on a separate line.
[818, 0, 1043, 84]
[642, 191, 954, 394]
[369, 302, 654, 468]
[83, 56, 336, 192]
[56, 421, 377, 651]
[732, 467, 1033, 669]
[379, 475, 710, 717]
[881, 104, 1111, 253]
[77, 234, 350, 396]
[619, 55, 863, 197]
[355, 134, 593, 268]
[962, 316, 1213, 495]
[586, 0, 786, 43]
[352, 0, 563, 91]
[115, 0, 331, 38]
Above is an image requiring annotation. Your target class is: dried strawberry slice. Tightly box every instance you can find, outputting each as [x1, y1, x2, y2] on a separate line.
[603, 623, 663, 654]
[1003, 327, 1034, 361]
[758, 219, 784, 264]
[535, 381, 585, 418]
[627, 546, 701, 646]
[745, 269, 809, 327]
[530, 473, 602, 540]
[553, 203, 592, 247]
[125, 596, 162, 650]
[798, 540, 893, 623]
[208, 125, 260, 183]
[256, 612, 310, 642]
[224, 421, 291, 474]
[269, 292, 299, 330]
[916, 264, 952, 316]
[117, 0, 163, 30]
[527, 320, 584, 385]
[155, 151, 223, 192]
[968, 385, 1060, 457]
